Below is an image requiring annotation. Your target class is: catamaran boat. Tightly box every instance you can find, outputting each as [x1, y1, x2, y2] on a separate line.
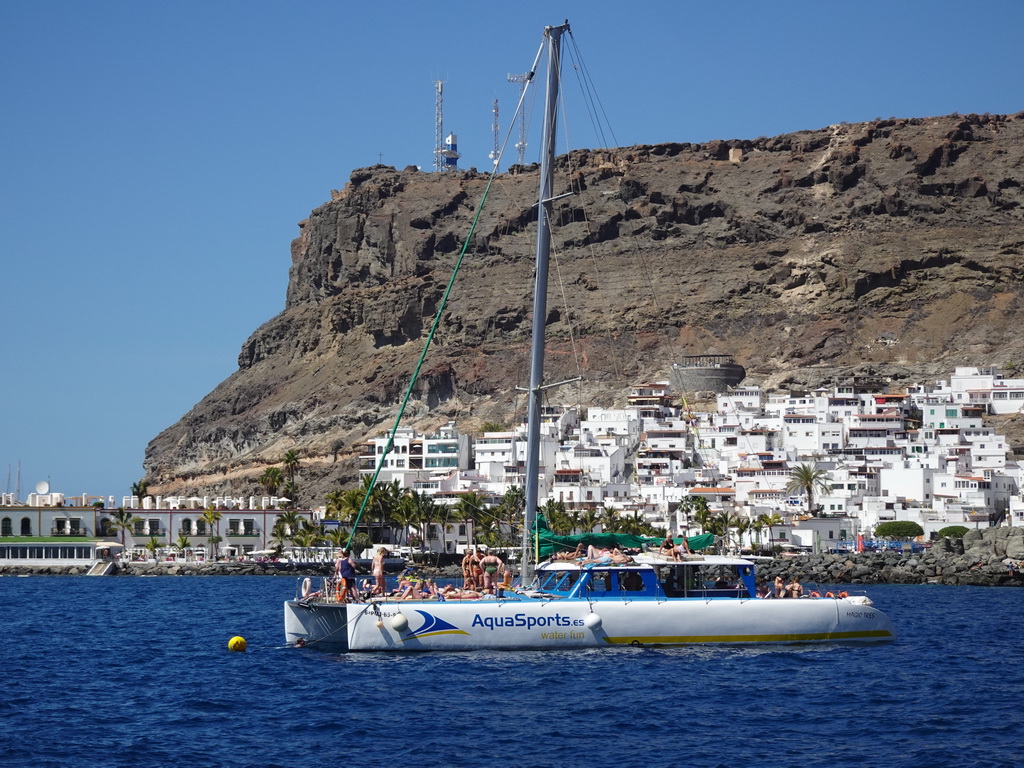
[283, 21, 895, 652]
[284, 552, 893, 651]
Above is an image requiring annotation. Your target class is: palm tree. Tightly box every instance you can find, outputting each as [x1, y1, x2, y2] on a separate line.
[751, 516, 766, 551]
[758, 512, 783, 550]
[109, 507, 140, 548]
[455, 491, 489, 547]
[283, 450, 300, 484]
[274, 510, 302, 537]
[539, 499, 570, 535]
[175, 533, 191, 556]
[282, 480, 300, 508]
[392, 493, 422, 547]
[690, 496, 713, 534]
[258, 466, 284, 496]
[599, 505, 621, 533]
[131, 480, 149, 501]
[578, 507, 601, 536]
[145, 537, 160, 561]
[497, 486, 525, 547]
[786, 463, 832, 517]
[201, 506, 223, 560]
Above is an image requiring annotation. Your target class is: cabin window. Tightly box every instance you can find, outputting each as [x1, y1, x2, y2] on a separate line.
[587, 571, 614, 594]
[618, 570, 645, 592]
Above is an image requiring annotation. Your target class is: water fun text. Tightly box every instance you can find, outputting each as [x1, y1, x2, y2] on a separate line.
[472, 613, 584, 631]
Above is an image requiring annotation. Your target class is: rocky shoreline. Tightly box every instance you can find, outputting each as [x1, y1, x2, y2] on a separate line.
[5, 528, 1023, 586]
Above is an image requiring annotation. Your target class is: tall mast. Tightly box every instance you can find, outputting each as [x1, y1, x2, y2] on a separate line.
[522, 21, 568, 585]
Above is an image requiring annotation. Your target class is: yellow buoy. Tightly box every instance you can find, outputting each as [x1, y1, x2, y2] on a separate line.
[227, 636, 247, 652]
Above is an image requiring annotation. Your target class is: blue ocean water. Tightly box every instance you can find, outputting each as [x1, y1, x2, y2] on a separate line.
[1, 577, 1020, 768]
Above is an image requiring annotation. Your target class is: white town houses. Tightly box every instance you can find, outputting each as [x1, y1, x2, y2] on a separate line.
[354, 366, 1024, 552]
[4, 365, 1023, 565]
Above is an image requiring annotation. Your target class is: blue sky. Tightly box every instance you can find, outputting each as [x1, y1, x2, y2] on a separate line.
[2, 0, 1021, 501]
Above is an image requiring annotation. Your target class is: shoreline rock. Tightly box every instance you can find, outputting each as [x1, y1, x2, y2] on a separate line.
[4, 528, 1023, 585]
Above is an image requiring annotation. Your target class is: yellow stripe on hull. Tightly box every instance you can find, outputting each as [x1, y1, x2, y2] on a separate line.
[602, 629, 894, 645]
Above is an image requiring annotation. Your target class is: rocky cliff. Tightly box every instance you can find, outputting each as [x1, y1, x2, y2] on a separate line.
[144, 112, 1024, 501]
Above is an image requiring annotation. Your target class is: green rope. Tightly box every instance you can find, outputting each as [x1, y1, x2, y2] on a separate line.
[345, 172, 500, 550]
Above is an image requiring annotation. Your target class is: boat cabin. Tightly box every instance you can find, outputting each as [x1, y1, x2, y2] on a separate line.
[534, 556, 757, 600]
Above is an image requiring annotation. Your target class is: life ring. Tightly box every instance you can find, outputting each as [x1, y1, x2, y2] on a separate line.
[810, 590, 820, 598]
[301, 577, 312, 598]
[825, 591, 835, 598]
[838, 591, 849, 598]
[335, 580, 345, 602]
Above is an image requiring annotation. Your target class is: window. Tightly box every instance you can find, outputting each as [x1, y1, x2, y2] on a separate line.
[1, 517, 11, 536]
[196, 520, 207, 535]
[21, 517, 32, 536]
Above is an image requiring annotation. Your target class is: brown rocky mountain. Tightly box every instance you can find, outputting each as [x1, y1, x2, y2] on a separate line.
[144, 111, 1024, 502]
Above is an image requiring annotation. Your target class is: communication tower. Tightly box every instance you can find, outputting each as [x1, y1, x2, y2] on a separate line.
[434, 79, 460, 171]
[434, 80, 444, 172]
[507, 73, 529, 166]
[489, 98, 500, 168]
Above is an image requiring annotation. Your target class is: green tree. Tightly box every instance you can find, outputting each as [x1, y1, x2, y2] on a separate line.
[937, 525, 969, 539]
[599, 505, 621, 533]
[690, 497, 713, 534]
[541, 499, 570, 534]
[455, 491, 489, 546]
[757, 512, 783, 550]
[258, 466, 285, 496]
[109, 507, 140, 547]
[131, 480, 149, 500]
[283, 450, 300, 483]
[785, 463, 832, 517]
[145, 537, 160, 561]
[175, 533, 191, 554]
[274, 511, 303, 542]
[201, 506, 223, 560]
[874, 521, 925, 540]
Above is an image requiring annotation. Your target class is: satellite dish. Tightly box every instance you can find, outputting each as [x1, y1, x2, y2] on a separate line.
[35, 480, 50, 495]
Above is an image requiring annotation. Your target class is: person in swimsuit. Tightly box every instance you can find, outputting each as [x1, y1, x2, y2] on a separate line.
[659, 538, 680, 561]
[478, 547, 503, 594]
[461, 549, 476, 589]
[786, 577, 805, 599]
[336, 549, 359, 603]
[773, 575, 786, 598]
[371, 547, 388, 596]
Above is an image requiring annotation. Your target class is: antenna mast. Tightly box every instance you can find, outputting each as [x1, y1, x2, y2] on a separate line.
[489, 98, 500, 169]
[434, 80, 444, 172]
[507, 73, 529, 165]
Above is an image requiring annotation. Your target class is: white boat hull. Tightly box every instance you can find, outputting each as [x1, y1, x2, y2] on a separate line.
[284, 595, 894, 652]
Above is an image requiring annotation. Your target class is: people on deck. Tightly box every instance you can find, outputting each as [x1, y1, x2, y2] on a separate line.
[660, 538, 681, 561]
[581, 546, 632, 566]
[786, 577, 805, 599]
[478, 547, 504, 594]
[773, 575, 786, 599]
[335, 549, 360, 603]
[461, 549, 477, 590]
[676, 533, 692, 556]
[371, 547, 389, 596]
[552, 544, 584, 561]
